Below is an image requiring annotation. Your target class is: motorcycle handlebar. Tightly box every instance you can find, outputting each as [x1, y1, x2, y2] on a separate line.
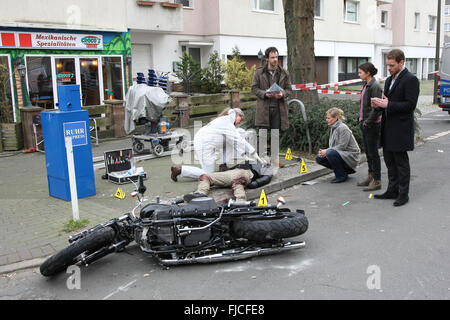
[138, 174, 146, 195]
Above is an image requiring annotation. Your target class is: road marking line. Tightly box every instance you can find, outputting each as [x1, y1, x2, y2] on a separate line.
[102, 279, 137, 300]
[425, 130, 450, 141]
[418, 118, 450, 121]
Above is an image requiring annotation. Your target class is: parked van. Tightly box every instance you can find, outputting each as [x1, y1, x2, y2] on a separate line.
[438, 43, 450, 114]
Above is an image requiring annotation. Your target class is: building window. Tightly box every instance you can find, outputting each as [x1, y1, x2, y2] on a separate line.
[102, 57, 124, 100]
[406, 58, 418, 75]
[344, 0, 359, 23]
[26, 56, 54, 109]
[314, 0, 323, 18]
[338, 57, 368, 81]
[381, 10, 388, 28]
[251, 0, 275, 12]
[0, 56, 14, 122]
[445, 7, 450, 16]
[176, 0, 194, 8]
[445, 23, 450, 32]
[429, 15, 437, 32]
[428, 58, 436, 79]
[414, 12, 420, 31]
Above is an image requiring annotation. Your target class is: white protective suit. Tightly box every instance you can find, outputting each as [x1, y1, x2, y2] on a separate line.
[181, 109, 257, 179]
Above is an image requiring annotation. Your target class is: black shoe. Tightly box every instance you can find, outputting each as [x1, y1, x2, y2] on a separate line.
[374, 191, 399, 199]
[331, 177, 347, 183]
[183, 192, 207, 203]
[393, 196, 409, 207]
[171, 166, 181, 182]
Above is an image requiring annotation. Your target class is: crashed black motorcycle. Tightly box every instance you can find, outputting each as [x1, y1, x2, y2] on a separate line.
[40, 175, 308, 277]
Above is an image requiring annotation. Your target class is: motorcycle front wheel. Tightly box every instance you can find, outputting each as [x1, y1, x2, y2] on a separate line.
[40, 227, 116, 277]
[232, 210, 308, 242]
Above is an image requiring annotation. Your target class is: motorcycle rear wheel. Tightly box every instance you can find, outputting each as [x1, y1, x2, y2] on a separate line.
[40, 227, 116, 277]
[232, 211, 308, 242]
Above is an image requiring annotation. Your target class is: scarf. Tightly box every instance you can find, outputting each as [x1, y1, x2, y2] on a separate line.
[329, 120, 342, 147]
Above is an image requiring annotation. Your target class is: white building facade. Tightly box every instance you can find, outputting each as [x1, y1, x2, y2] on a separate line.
[128, 0, 445, 85]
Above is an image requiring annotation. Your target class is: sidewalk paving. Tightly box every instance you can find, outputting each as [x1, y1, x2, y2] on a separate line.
[0, 136, 330, 274]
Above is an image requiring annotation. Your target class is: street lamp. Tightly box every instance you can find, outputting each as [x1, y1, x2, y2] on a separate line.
[433, 0, 442, 105]
[15, 56, 32, 107]
[258, 49, 265, 67]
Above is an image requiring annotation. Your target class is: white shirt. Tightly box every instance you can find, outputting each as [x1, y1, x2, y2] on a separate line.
[389, 66, 406, 91]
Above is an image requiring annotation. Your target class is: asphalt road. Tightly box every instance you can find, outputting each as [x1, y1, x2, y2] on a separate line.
[1, 110, 450, 301]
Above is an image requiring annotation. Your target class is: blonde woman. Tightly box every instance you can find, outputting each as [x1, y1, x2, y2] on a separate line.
[316, 108, 361, 183]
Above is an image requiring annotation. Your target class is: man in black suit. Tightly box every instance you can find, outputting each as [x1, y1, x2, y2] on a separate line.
[371, 49, 420, 207]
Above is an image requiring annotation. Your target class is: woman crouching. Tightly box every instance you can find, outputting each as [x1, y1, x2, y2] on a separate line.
[316, 108, 361, 183]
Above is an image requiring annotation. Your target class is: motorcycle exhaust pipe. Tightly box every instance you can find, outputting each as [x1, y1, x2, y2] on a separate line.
[159, 241, 305, 266]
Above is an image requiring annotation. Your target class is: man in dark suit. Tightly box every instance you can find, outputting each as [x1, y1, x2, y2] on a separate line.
[371, 49, 420, 207]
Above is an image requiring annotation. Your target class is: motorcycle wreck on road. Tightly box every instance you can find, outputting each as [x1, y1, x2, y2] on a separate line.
[40, 175, 308, 277]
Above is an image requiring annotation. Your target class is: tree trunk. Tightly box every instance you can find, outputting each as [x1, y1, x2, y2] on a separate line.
[283, 0, 319, 106]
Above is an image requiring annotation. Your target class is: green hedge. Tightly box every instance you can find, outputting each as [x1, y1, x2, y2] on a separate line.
[243, 98, 364, 154]
[242, 98, 422, 155]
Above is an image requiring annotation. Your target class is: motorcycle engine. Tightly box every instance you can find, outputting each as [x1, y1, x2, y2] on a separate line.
[181, 227, 212, 247]
[140, 200, 216, 247]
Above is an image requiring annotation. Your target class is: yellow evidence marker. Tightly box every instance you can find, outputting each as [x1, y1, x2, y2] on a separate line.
[258, 189, 268, 207]
[115, 187, 126, 199]
[285, 148, 293, 161]
[300, 159, 308, 174]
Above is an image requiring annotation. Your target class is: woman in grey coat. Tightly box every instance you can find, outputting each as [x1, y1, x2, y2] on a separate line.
[316, 108, 361, 183]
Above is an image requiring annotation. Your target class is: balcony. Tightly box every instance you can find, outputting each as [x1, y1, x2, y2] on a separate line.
[128, 0, 183, 32]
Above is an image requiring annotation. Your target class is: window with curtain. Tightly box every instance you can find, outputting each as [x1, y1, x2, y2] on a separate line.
[344, 0, 358, 22]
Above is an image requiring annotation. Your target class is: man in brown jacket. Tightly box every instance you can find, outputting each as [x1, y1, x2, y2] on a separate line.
[251, 47, 292, 131]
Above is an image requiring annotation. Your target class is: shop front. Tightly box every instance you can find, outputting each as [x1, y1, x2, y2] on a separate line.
[0, 29, 132, 122]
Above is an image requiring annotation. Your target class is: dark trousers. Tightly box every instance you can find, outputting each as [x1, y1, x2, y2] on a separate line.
[269, 106, 281, 130]
[383, 150, 410, 197]
[316, 149, 355, 180]
[361, 123, 381, 180]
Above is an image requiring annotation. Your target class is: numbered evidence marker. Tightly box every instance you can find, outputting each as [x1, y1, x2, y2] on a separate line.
[115, 187, 126, 199]
[300, 159, 308, 174]
[285, 148, 293, 161]
[258, 189, 268, 207]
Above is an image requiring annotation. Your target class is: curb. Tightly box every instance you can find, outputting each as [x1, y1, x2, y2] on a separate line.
[0, 258, 46, 275]
[246, 167, 332, 200]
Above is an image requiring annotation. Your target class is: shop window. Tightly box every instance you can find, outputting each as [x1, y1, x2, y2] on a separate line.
[0, 56, 14, 122]
[26, 56, 54, 109]
[56, 58, 76, 86]
[80, 58, 100, 106]
[102, 57, 124, 100]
